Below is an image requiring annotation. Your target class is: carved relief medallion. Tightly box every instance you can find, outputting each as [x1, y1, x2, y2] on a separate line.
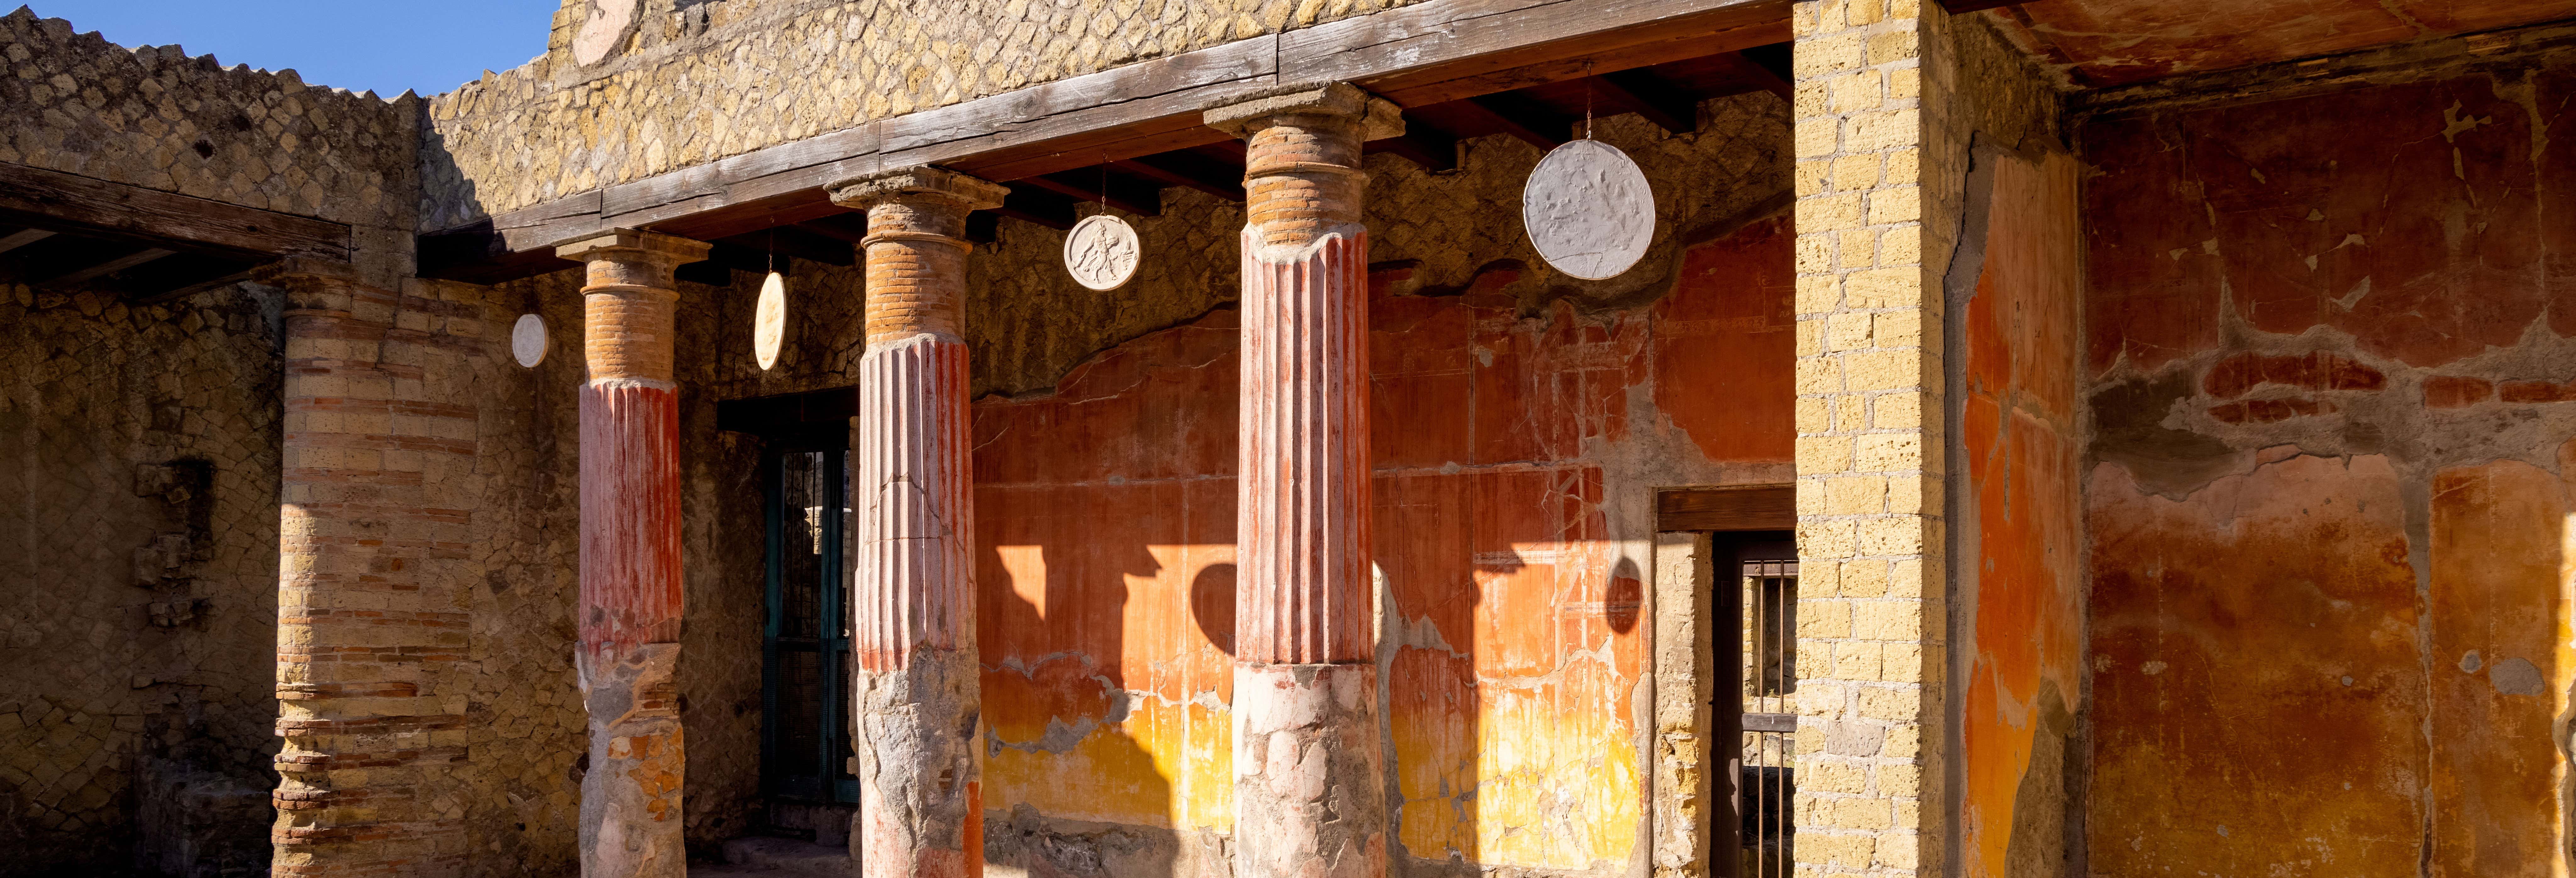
[1522, 139, 1657, 280]
[573, 0, 640, 67]
[1062, 214, 1141, 291]
[753, 272, 786, 371]
[511, 314, 548, 368]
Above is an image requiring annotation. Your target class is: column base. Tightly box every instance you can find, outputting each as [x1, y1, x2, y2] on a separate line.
[1232, 662, 1385, 878]
[855, 647, 983, 878]
[579, 642, 685, 878]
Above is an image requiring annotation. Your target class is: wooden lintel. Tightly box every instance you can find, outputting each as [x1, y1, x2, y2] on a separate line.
[0, 161, 348, 261]
[421, 0, 1790, 283]
[1657, 485, 1795, 532]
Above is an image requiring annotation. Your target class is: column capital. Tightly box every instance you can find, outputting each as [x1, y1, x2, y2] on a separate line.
[827, 167, 1008, 213]
[1203, 82, 1403, 140]
[554, 228, 712, 271]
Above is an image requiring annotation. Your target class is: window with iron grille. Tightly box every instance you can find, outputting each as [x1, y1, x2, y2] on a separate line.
[1735, 550, 1797, 877]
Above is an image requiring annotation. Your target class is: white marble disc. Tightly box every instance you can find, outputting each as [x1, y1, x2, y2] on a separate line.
[510, 314, 547, 368]
[572, 0, 638, 66]
[754, 272, 787, 371]
[1063, 214, 1141, 291]
[1522, 139, 1657, 280]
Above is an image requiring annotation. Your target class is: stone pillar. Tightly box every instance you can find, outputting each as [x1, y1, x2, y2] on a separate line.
[1202, 83, 1402, 878]
[269, 257, 471, 877]
[1790, 0, 1948, 875]
[553, 229, 712, 878]
[824, 167, 1008, 878]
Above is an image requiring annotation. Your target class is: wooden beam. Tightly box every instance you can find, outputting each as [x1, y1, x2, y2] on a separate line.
[1109, 150, 1246, 201]
[0, 161, 347, 260]
[1020, 169, 1163, 217]
[990, 184, 1079, 231]
[1740, 42, 1793, 89]
[1460, 92, 1571, 150]
[1593, 69, 1698, 134]
[423, 0, 1790, 282]
[1364, 123, 1460, 172]
[1657, 485, 1795, 532]
[0, 228, 54, 254]
[106, 251, 259, 303]
[45, 246, 174, 286]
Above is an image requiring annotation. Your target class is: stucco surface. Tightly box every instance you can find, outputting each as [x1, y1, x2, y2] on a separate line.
[2080, 56, 2576, 873]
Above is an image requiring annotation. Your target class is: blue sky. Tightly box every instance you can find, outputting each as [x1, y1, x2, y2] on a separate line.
[22, 1, 560, 97]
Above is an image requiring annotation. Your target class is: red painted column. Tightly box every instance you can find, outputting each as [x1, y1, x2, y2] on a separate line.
[1204, 83, 1403, 878]
[553, 229, 711, 878]
[825, 168, 1008, 878]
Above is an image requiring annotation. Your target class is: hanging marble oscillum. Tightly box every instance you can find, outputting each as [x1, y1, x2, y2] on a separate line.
[753, 271, 786, 371]
[1063, 213, 1141, 291]
[1522, 138, 1656, 280]
[510, 314, 547, 368]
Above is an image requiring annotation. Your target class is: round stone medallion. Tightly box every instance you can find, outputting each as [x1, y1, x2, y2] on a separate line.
[754, 272, 787, 371]
[1521, 139, 1657, 280]
[510, 314, 547, 368]
[1063, 214, 1141, 291]
[572, 0, 639, 67]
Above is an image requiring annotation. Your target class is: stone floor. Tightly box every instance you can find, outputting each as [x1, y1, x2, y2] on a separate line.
[690, 837, 852, 877]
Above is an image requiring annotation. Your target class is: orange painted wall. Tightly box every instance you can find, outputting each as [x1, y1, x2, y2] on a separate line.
[970, 217, 1796, 871]
[1957, 149, 2086, 876]
[2081, 64, 2576, 873]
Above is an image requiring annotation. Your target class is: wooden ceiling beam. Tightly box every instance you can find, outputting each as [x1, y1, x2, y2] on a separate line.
[0, 228, 54, 255]
[1459, 92, 1572, 150]
[1364, 123, 1460, 172]
[44, 246, 175, 287]
[1019, 170, 1163, 217]
[0, 160, 347, 260]
[1109, 151, 1246, 202]
[1589, 69, 1700, 134]
[991, 184, 1080, 231]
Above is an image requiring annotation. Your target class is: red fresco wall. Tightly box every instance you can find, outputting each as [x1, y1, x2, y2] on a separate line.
[969, 217, 1796, 872]
[2081, 64, 2576, 874]
[1957, 149, 2086, 876]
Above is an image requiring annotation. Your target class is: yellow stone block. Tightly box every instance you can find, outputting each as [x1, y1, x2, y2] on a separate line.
[1856, 686, 1919, 722]
[1836, 229, 1876, 269]
[1866, 185, 1921, 226]
[1843, 349, 1919, 392]
[1830, 70, 1882, 113]
[1842, 267, 1919, 308]
[1838, 559, 1889, 598]
[1797, 192, 1864, 233]
[1797, 434, 1855, 473]
[1797, 273, 1843, 314]
[1797, 397, 1834, 433]
[1855, 432, 1923, 471]
[1866, 30, 1920, 65]
[1858, 516, 1925, 555]
[1796, 355, 1846, 396]
[1846, 108, 1920, 152]
[1794, 32, 1867, 80]
[1853, 599, 1923, 641]
[1798, 518, 1859, 560]
[1797, 234, 1835, 275]
[1824, 475, 1886, 515]
[1830, 154, 1881, 192]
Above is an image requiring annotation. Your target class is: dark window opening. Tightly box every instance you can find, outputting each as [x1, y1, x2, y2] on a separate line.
[761, 446, 858, 804]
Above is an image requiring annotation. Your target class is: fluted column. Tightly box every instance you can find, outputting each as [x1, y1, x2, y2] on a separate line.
[1204, 83, 1402, 878]
[825, 167, 1008, 878]
[554, 229, 712, 878]
[269, 257, 471, 877]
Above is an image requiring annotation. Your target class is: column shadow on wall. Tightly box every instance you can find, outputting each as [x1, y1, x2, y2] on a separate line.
[980, 536, 1182, 878]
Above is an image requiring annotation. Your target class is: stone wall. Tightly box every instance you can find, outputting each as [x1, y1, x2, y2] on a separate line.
[0, 280, 285, 874]
[0, 6, 419, 235]
[418, 0, 1435, 231]
[2078, 33, 2576, 875]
